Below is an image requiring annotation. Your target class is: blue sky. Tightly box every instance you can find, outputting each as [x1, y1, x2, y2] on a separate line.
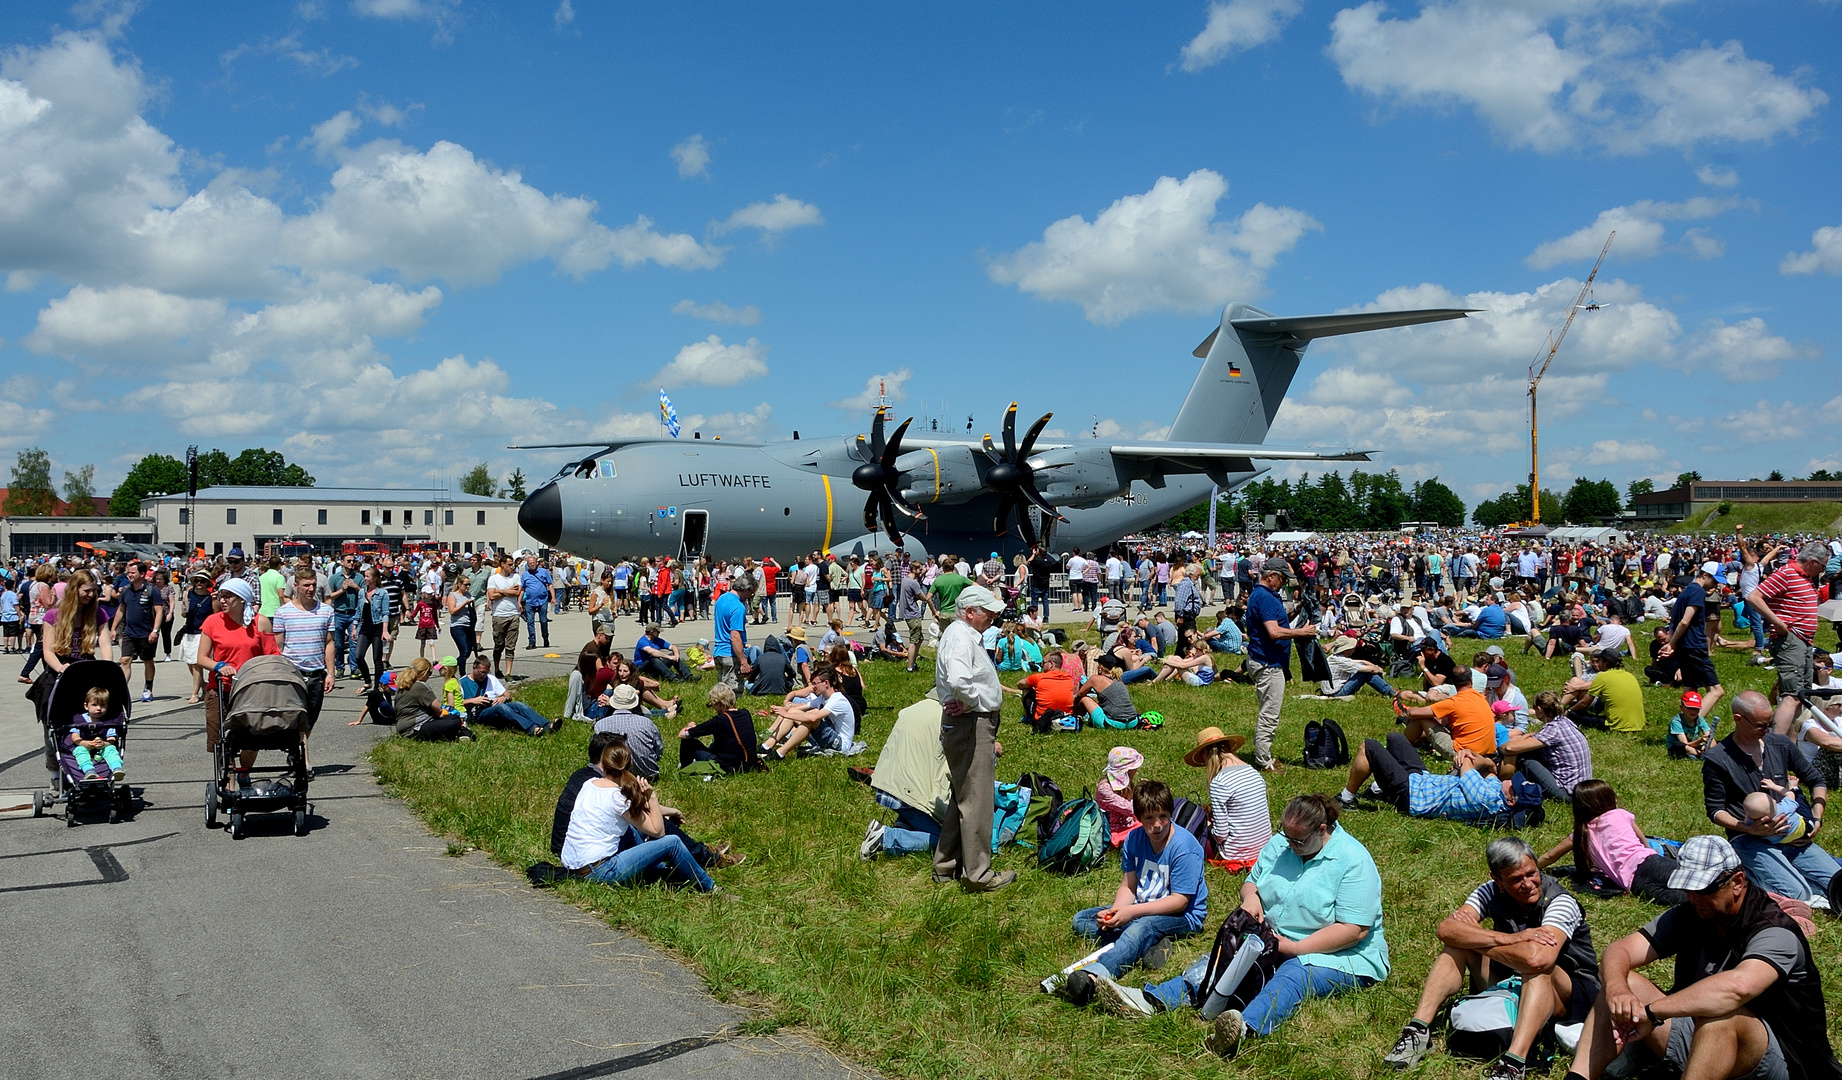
[1, 0, 1837, 511]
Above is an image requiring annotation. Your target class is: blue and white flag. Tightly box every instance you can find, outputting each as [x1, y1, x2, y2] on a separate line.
[658, 389, 681, 438]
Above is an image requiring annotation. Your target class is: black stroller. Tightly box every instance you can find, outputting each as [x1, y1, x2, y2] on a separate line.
[30, 659, 135, 826]
[206, 654, 312, 838]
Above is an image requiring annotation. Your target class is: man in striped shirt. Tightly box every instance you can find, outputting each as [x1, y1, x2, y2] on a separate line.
[264, 567, 336, 766]
[1746, 542, 1828, 736]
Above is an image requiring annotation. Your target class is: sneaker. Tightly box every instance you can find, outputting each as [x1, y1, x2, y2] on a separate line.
[1060, 968, 1097, 1006]
[1093, 974, 1157, 1017]
[715, 849, 747, 869]
[1369, 780, 1384, 797]
[141, 690, 153, 703]
[962, 870, 1016, 893]
[1141, 937, 1172, 970]
[1809, 894, 1832, 912]
[1205, 1009, 1247, 1058]
[82, 770, 100, 782]
[457, 732, 473, 743]
[1482, 1060, 1527, 1080]
[859, 819, 886, 860]
[110, 767, 126, 783]
[1337, 789, 1359, 810]
[1384, 1024, 1433, 1070]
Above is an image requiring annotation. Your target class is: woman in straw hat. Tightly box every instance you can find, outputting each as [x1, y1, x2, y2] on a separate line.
[1186, 727, 1271, 872]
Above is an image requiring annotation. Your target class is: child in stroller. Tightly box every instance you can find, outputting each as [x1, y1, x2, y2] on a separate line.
[67, 686, 126, 782]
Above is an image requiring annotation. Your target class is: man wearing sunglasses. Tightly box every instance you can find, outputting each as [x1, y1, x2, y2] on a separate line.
[1560, 835, 1838, 1080]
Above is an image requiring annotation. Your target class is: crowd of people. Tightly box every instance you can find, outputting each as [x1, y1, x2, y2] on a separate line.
[8, 524, 1842, 1079]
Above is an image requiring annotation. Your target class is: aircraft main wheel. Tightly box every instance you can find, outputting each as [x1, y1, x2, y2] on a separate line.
[204, 781, 219, 828]
[229, 810, 244, 840]
[293, 808, 308, 836]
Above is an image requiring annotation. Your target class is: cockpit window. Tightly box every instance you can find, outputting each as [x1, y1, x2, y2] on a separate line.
[573, 458, 615, 480]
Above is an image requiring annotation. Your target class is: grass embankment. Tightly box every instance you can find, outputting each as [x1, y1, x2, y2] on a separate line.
[1667, 501, 1842, 535]
[372, 617, 1842, 1080]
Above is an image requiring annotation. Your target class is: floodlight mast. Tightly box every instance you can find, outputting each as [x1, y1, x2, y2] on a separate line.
[1528, 230, 1614, 524]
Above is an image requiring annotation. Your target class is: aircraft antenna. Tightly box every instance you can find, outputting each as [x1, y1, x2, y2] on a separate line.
[1528, 230, 1613, 525]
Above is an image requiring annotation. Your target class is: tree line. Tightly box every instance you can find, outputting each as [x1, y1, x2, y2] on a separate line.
[1158, 469, 1468, 533]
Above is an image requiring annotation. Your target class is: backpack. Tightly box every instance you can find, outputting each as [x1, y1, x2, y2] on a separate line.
[1478, 775, 1546, 830]
[1448, 980, 1521, 1059]
[1302, 718, 1350, 769]
[1194, 907, 1285, 1018]
[1171, 796, 1209, 849]
[1037, 796, 1107, 874]
[1018, 771, 1064, 849]
[992, 782, 1030, 851]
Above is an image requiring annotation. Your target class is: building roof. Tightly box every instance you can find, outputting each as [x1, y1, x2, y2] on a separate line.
[141, 486, 515, 505]
[0, 488, 112, 516]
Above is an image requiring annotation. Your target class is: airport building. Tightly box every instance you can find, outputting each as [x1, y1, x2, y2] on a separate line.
[138, 486, 530, 558]
[1631, 479, 1842, 522]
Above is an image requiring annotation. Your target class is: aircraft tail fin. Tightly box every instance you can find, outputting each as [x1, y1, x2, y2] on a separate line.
[1168, 303, 1473, 445]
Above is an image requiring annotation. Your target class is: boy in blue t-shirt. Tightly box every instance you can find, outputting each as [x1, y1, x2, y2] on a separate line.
[1060, 780, 1207, 1007]
[1666, 689, 1716, 758]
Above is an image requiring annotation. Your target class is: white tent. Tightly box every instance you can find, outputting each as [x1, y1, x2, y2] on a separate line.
[1266, 531, 1320, 543]
[1546, 526, 1626, 545]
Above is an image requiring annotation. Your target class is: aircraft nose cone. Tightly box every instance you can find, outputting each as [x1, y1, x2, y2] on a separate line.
[519, 481, 562, 548]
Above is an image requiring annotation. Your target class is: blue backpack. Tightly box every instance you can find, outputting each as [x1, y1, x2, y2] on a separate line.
[992, 782, 1031, 851]
[1038, 796, 1107, 874]
[1478, 774, 1546, 830]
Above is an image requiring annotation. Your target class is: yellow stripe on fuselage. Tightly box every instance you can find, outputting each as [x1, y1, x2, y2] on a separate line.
[927, 448, 940, 502]
[821, 474, 834, 552]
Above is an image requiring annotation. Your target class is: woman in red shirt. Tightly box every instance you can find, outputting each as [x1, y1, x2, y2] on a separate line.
[197, 579, 274, 775]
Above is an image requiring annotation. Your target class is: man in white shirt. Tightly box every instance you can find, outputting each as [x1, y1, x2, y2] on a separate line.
[1066, 552, 1088, 610]
[760, 666, 855, 758]
[486, 553, 523, 679]
[1593, 612, 1633, 657]
[934, 584, 1012, 893]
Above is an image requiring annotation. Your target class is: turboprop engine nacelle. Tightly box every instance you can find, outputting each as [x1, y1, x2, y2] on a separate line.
[896, 445, 987, 506]
[1032, 446, 1131, 509]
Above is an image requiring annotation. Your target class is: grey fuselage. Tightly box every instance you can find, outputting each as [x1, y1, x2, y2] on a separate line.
[529, 438, 1245, 562]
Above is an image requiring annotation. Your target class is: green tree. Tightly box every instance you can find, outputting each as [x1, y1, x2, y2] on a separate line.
[110, 452, 189, 516]
[1472, 484, 1560, 527]
[195, 447, 315, 488]
[1766, 469, 1785, 481]
[503, 468, 528, 501]
[62, 464, 99, 516]
[1363, 470, 1412, 530]
[5, 447, 57, 516]
[459, 462, 497, 497]
[1626, 478, 1655, 503]
[1409, 477, 1466, 526]
[1561, 477, 1621, 524]
[1673, 470, 1702, 490]
[1808, 469, 1839, 482]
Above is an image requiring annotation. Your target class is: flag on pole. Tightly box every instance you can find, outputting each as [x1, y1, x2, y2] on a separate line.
[658, 389, 681, 438]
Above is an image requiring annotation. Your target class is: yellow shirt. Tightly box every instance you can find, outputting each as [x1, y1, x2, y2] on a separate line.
[1590, 668, 1646, 732]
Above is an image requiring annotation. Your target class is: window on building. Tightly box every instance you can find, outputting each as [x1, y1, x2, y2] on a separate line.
[403, 507, 413, 525]
[272, 508, 284, 525]
[444, 509, 454, 526]
[226, 508, 237, 525]
[383, 509, 392, 525]
[178, 508, 189, 525]
[477, 510, 487, 525]
[317, 509, 328, 525]
[463, 541, 473, 552]
[424, 509, 433, 525]
[362, 509, 372, 525]
[213, 542, 223, 555]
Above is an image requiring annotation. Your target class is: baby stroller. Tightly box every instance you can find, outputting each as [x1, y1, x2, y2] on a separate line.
[30, 659, 135, 826]
[206, 654, 312, 839]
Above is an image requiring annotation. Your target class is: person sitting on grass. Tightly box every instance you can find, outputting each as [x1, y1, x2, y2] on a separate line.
[558, 737, 716, 893]
[1186, 726, 1270, 872]
[1383, 837, 1601, 1080]
[1104, 795, 1388, 1060]
[1337, 735, 1513, 824]
[1149, 633, 1216, 686]
[677, 682, 761, 773]
[1074, 654, 1143, 729]
[1668, 690, 1717, 758]
[1396, 665, 1497, 759]
[1499, 690, 1593, 804]
[1001, 647, 1078, 730]
[391, 658, 473, 742]
[859, 691, 953, 860]
[1203, 607, 1244, 655]
[1563, 646, 1647, 733]
[1560, 835, 1840, 1080]
[995, 622, 1043, 672]
[635, 623, 694, 683]
[1416, 636, 1457, 689]
[1318, 634, 1394, 698]
[758, 666, 854, 760]
[1096, 746, 1142, 847]
[459, 655, 557, 736]
[610, 653, 679, 720]
[1058, 779, 1208, 1009]
[1536, 778, 1687, 906]
[590, 684, 663, 781]
[552, 730, 624, 858]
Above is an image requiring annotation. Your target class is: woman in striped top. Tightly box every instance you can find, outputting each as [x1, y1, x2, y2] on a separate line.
[1186, 726, 1271, 872]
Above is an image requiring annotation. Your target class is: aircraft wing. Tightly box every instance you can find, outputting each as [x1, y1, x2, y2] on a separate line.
[1102, 443, 1372, 481]
[507, 436, 763, 451]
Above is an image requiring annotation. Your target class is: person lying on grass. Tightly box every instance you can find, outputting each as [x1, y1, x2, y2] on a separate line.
[1536, 779, 1688, 906]
[558, 736, 716, 892]
[1382, 836, 1601, 1080]
[1337, 736, 1513, 823]
[758, 666, 854, 760]
[1057, 779, 1207, 1009]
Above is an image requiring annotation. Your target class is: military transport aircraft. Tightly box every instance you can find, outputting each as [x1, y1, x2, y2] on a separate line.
[513, 301, 1471, 563]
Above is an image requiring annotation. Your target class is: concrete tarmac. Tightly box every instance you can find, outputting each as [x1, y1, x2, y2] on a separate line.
[0, 605, 863, 1080]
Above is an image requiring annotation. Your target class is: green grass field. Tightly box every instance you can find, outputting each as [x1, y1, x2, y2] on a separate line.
[371, 618, 1842, 1080]
[1666, 501, 1842, 535]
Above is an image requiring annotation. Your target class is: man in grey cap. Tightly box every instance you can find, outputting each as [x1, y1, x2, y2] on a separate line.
[933, 583, 1013, 892]
[1744, 541, 1831, 736]
[1563, 834, 1839, 1080]
[1245, 558, 1317, 771]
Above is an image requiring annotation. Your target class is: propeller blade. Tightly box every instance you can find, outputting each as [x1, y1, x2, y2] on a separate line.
[1018, 412, 1053, 460]
[862, 493, 882, 533]
[1019, 483, 1069, 523]
[1002, 402, 1018, 459]
[881, 417, 912, 467]
[869, 408, 886, 459]
[878, 497, 906, 547]
[1018, 509, 1037, 547]
[992, 495, 1016, 537]
[982, 433, 1002, 464]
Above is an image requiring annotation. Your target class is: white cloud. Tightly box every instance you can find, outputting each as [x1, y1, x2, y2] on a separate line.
[1327, 1, 1827, 154]
[712, 194, 824, 235]
[671, 134, 710, 178]
[351, 0, 452, 20]
[222, 31, 358, 77]
[649, 335, 770, 388]
[590, 402, 775, 442]
[985, 169, 1320, 325]
[1526, 197, 1743, 268]
[1586, 438, 1667, 466]
[26, 285, 226, 355]
[1695, 164, 1739, 188]
[1178, 0, 1303, 71]
[828, 369, 913, 411]
[307, 110, 361, 158]
[1695, 398, 1842, 447]
[1678, 317, 1815, 382]
[554, 0, 575, 29]
[671, 298, 761, 325]
[1781, 225, 1842, 275]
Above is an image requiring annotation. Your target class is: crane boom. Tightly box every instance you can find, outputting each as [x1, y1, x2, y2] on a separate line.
[1528, 230, 1614, 524]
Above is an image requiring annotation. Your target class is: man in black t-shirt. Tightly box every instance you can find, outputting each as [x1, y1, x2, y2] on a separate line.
[1563, 835, 1839, 1080]
[1416, 637, 1456, 689]
[1648, 563, 1724, 722]
[112, 560, 166, 702]
[1026, 544, 1055, 621]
